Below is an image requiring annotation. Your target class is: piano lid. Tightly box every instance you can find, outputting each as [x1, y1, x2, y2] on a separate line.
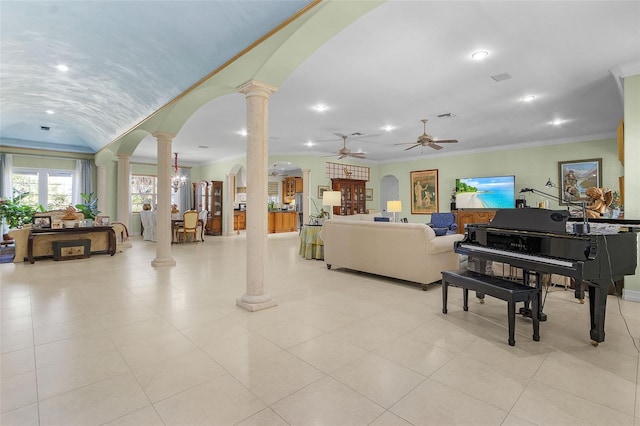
[487, 208, 570, 234]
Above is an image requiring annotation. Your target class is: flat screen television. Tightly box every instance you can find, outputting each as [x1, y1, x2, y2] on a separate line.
[455, 175, 515, 209]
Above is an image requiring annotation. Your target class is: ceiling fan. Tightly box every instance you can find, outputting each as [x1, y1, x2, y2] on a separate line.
[269, 164, 287, 177]
[395, 119, 458, 151]
[329, 134, 366, 159]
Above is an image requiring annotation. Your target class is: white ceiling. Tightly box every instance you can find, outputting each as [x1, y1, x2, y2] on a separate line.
[2, 1, 639, 167]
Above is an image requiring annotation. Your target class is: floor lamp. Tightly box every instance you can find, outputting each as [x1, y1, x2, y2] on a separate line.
[322, 191, 342, 220]
[387, 200, 402, 222]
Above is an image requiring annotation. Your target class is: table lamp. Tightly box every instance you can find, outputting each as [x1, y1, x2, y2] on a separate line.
[322, 191, 342, 219]
[387, 200, 402, 222]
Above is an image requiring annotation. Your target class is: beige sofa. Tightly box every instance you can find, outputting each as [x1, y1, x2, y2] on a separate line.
[320, 218, 465, 289]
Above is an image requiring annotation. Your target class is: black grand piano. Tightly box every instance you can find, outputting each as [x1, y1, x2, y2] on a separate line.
[455, 208, 638, 345]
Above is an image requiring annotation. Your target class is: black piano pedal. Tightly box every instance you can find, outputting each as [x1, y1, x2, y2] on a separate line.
[519, 307, 547, 322]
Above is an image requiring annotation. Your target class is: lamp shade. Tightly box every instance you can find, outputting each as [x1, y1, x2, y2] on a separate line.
[322, 191, 342, 207]
[387, 200, 402, 212]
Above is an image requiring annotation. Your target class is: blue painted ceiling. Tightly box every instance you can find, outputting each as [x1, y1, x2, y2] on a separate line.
[1, 1, 639, 165]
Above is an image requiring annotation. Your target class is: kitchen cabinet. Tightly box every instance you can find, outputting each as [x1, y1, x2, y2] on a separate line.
[282, 177, 302, 203]
[234, 210, 246, 231]
[331, 179, 367, 216]
[268, 211, 297, 233]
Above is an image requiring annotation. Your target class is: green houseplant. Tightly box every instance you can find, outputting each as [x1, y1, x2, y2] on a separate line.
[0, 192, 38, 229]
[75, 192, 100, 220]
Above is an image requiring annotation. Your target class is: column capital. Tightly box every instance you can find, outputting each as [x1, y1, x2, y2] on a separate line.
[152, 131, 176, 144]
[237, 80, 278, 97]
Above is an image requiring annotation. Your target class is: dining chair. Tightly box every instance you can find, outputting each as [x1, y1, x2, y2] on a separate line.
[177, 210, 199, 243]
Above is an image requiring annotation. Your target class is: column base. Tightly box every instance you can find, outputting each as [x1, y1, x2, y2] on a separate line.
[118, 242, 133, 249]
[236, 294, 278, 312]
[151, 257, 176, 267]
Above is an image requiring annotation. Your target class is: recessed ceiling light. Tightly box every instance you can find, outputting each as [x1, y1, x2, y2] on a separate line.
[382, 125, 395, 132]
[55, 64, 69, 72]
[312, 104, 328, 112]
[306, 141, 314, 147]
[521, 95, 536, 102]
[471, 50, 489, 60]
[550, 119, 564, 126]
[437, 113, 456, 119]
[237, 130, 247, 136]
[46, 110, 54, 115]
[197, 145, 209, 149]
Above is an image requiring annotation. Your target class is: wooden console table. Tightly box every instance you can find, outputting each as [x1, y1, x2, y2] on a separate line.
[28, 227, 116, 263]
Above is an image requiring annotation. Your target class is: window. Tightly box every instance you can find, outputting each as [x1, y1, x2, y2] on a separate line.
[131, 174, 182, 213]
[131, 174, 157, 213]
[12, 169, 74, 210]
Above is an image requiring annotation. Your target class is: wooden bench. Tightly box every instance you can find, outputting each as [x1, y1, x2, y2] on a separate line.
[442, 269, 540, 346]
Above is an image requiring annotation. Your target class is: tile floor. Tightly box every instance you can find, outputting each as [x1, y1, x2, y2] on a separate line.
[1, 232, 639, 426]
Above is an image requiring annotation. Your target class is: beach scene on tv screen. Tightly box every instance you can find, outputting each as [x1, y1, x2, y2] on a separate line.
[456, 176, 515, 209]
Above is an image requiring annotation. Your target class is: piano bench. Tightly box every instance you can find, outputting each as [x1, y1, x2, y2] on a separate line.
[441, 269, 540, 346]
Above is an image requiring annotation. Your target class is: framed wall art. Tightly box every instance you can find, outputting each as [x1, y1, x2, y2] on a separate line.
[365, 188, 373, 202]
[410, 169, 439, 214]
[317, 185, 329, 199]
[558, 158, 601, 205]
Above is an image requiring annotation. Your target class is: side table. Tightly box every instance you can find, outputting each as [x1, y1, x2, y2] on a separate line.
[299, 224, 324, 260]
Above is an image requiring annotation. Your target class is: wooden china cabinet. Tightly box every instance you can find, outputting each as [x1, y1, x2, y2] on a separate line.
[192, 181, 210, 212]
[331, 178, 367, 216]
[207, 181, 223, 236]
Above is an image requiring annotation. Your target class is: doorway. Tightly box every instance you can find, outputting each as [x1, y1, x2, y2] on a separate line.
[380, 174, 400, 219]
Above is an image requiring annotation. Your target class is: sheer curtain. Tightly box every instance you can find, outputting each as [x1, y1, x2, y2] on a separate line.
[0, 153, 12, 199]
[74, 159, 93, 205]
[1, 153, 13, 234]
[177, 167, 191, 213]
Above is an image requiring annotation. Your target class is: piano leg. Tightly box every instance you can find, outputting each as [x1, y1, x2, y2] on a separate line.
[574, 279, 586, 304]
[588, 281, 609, 345]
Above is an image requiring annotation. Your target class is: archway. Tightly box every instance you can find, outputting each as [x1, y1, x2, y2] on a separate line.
[380, 174, 400, 220]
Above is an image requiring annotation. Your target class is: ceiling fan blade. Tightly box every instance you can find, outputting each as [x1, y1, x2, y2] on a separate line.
[333, 132, 348, 138]
[434, 139, 458, 143]
[429, 143, 444, 150]
[394, 142, 419, 145]
[350, 153, 366, 158]
[337, 154, 347, 160]
[404, 144, 420, 151]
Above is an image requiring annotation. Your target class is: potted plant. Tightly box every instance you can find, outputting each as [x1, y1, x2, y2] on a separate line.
[309, 208, 329, 225]
[0, 192, 38, 230]
[75, 192, 100, 220]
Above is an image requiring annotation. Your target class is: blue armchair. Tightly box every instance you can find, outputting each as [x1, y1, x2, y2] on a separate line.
[427, 212, 457, 236]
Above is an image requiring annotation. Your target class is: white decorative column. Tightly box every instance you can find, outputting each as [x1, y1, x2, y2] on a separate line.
[151, 131, 176, 267]
[116, 155, 131, 230]
[96, 165, 107, 216]
[236, 80, 278, 312]
[225, 173, 236, 236]
[302, 169, 311, 224]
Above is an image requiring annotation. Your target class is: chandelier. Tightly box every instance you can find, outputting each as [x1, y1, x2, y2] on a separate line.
[171, 152, 186, 192]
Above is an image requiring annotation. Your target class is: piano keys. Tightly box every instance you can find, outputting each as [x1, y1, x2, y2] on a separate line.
[455, 208, 638, 345]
